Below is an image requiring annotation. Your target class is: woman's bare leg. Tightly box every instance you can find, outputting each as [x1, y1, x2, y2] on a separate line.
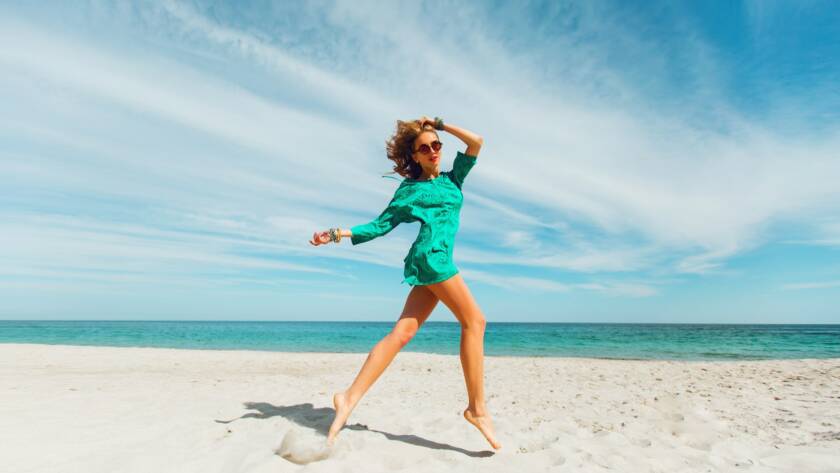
[426, 273, 501, 450]
[326, 285, 438, 445]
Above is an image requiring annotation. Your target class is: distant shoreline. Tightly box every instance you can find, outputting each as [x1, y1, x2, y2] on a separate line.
[2, 320, 838, 361]
[3, 342, 839, 363]
[3, 319, 838, 325]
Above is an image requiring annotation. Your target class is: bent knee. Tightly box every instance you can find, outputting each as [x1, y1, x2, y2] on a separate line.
[461, 312, 486, 331]
[391, 329, 418, 346]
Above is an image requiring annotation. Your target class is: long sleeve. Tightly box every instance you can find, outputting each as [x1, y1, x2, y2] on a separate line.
[349, 198, 405, 245]
[448, 151, 478, 189]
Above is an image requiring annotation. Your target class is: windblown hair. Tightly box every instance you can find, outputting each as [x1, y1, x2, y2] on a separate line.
[383, 120, 439, 180]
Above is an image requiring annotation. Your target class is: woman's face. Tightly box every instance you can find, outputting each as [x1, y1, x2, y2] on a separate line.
[412, 131, 441, 173]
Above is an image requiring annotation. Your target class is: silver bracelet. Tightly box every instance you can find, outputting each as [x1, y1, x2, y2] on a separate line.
[328, 228, 341, 243]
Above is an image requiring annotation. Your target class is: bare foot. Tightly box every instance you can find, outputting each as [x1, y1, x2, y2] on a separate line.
[464, 408, 501, 450]
[327, 392, 352, 446]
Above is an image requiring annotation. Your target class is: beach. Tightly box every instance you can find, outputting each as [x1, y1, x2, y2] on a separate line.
[1, 343, 838, 472]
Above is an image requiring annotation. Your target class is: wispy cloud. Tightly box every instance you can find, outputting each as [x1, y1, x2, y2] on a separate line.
[782, 219, 840, 247]
[781, 280, 840, 291]
[461, 269, 658, 298]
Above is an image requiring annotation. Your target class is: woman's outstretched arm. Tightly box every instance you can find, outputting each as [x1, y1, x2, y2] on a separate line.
[346, 200, 403, 245]
[309, 200, 403, 246]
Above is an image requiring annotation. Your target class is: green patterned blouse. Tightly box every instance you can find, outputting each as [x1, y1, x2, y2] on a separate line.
[350, 151, 478, 286]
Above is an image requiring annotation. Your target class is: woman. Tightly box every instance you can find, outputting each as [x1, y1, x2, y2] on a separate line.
[309, 116, 500, 450]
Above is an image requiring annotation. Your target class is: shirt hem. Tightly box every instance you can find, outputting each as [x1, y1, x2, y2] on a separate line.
[402, 269, 459, 286]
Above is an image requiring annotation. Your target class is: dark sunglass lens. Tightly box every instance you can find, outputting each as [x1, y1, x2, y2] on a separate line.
[431, 141, 442, 151]
[419, 144, 432, 154]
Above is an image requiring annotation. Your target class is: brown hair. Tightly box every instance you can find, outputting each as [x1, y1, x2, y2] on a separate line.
[383, 120, 439, 180]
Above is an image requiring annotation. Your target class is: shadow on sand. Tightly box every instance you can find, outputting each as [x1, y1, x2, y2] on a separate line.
[215, 401, 494, 458]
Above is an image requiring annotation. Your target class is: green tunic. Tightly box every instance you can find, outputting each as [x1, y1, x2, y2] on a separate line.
[350, 151, 478, 286]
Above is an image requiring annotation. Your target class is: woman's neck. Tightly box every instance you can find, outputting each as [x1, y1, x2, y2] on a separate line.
[417, 170, 441, 181]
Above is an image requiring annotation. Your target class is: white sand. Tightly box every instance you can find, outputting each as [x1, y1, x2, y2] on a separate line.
[1, 343, 838, 472]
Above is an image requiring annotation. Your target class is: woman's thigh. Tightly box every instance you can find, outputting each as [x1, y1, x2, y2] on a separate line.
[425, 273, 484, 328]
[393, 284, 439, 334]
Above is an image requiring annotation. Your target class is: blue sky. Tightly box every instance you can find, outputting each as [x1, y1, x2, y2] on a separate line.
[1, 0, 838, 323]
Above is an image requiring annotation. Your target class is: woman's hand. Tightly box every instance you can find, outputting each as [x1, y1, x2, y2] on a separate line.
[417, 115, 436, 129]
[309, 230, 332, 246]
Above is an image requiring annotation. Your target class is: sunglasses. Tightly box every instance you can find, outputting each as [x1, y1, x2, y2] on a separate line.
[413, 140, 443, 155]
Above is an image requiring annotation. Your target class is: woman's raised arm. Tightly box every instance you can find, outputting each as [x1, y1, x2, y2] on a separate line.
[419, 116, 483, 157]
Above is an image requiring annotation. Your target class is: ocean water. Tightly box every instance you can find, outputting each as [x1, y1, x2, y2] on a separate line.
[1, 321, 838, 361]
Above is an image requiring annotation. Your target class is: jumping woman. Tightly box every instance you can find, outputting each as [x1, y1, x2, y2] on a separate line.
[309, 116, 500, 450]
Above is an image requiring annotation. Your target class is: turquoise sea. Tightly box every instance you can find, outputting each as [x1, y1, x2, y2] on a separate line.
[1, 321, 838, 360]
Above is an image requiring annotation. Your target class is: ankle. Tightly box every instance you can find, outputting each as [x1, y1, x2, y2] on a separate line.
[341, 390, 361, 408]
[467, 403, 488, 417]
